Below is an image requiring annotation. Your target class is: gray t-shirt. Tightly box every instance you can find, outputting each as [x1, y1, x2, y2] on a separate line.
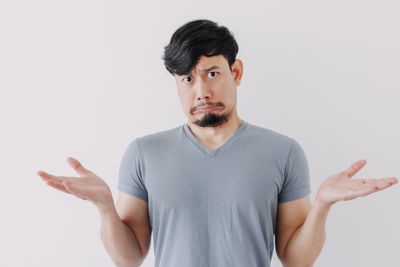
[117, 119, 311, 267]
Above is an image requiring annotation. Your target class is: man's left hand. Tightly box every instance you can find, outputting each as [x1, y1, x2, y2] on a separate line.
[315, 159, 398, 207]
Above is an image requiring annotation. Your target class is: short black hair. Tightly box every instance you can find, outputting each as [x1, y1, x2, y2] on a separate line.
[162, 19, 239, 76]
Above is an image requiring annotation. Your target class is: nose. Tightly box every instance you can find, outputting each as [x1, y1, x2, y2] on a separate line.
[194, 77, 211, 101]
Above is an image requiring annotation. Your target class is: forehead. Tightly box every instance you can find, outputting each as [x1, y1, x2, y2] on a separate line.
[196, 54, 226, 66]
[189, 55, 227, 74]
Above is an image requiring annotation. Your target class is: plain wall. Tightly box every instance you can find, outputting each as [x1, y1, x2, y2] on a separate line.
[0, 0, 399, 266]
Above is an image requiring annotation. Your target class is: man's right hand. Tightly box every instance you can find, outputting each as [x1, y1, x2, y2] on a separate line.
[37, 157, 114, 211]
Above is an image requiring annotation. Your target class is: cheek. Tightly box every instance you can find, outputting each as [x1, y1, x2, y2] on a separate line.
[178, 92, 194, 110]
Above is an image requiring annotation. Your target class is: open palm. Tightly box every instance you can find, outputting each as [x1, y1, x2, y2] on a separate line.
[37, 157, 114, 210]
[316, 159, 398, 206]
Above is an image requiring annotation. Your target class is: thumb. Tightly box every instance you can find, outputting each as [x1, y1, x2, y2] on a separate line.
[62, 179, 86, 199]
[66, 157, 91, 176]
[343, 159, 367, 178]
[63, 179, 75, 193]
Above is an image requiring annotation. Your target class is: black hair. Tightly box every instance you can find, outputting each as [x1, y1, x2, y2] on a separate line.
[162, 19, 239, 76]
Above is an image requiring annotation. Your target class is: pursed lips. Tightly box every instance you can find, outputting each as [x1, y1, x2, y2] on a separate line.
[193, 105, 222, 114]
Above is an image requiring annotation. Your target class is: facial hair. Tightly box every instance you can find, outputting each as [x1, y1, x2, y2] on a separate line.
[192, 107, 233, 128]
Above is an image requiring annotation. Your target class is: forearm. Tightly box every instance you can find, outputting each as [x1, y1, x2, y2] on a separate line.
[282, 200, 331, 267]
[98, 206, 143, 267]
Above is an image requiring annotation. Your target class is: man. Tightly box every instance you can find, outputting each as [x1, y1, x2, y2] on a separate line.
[37, 19, 398, 267]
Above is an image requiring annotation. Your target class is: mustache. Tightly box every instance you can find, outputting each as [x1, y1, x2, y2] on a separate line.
[193, 102, 223, 111]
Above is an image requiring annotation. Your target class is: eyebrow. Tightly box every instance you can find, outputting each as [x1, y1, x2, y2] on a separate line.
[185, 65, 220, 76]
[199, 65, 220, 72]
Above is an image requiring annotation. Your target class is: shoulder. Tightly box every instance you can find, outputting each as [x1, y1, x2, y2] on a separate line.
[245, 121, 297, 153]
[129, 124, 183, 153]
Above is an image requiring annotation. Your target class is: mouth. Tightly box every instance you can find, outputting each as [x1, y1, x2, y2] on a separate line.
[193, 105, 223, 114]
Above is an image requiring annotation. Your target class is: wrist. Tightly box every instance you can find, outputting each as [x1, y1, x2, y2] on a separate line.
[96, 202, 116, 216]
[314, 197, 333, 211]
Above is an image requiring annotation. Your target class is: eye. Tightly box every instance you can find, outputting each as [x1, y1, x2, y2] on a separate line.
[183, 76, 192, 83]
[208, 71, 218, 78]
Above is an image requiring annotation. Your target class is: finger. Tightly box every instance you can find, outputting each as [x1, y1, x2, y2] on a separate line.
[38, 170, 86, 198]
[376, 177, 398, 188]
[62, 179, 86, 197]
[344, 177, 398, 201]
[343, 159, 367, 178]
[62, 180, 89, 200]
[47, 180, 87, 200]
[357, 177, 398, 186]
[355, 177, 398, 194]
[37, 171, 76, 184]
[37, 170, 65, 183]
[389, 177, 399, 185]
[366, 180, 394, 193]
[345, 184, 384, 200]
[375, 177, 399, 185]
[45, 180, 72, 194]
[66, 157, 91, 176]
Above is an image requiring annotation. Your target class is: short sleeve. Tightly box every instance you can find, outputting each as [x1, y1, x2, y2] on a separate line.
[278, 139, 311, 204]
[117, 138, 148, 202]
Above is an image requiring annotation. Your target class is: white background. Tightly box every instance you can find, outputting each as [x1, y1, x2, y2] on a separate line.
[1, 0, 399, 266]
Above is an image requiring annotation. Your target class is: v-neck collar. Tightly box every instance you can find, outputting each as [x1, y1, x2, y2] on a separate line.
[183, 120, 248, 157]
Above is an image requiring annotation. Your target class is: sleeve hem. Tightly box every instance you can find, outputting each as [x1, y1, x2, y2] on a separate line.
[278, 184, 311, 204]
[117, 184, 148, 202]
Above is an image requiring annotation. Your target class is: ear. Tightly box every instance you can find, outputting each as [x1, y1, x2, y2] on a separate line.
[231, 59, 243, 87]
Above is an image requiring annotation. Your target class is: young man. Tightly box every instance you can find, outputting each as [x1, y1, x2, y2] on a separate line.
[38, 19, 398, 267]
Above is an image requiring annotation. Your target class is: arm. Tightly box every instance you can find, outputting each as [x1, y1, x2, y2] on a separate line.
[277, 159, 398, 267]
[99, 206, 144, 267]
[100, 192, 151, 267]
[277, 197, 330, 267]
[38, 157, 151, 267]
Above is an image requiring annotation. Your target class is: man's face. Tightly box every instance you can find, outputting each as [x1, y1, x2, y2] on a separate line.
[174, 54, 243, 128]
